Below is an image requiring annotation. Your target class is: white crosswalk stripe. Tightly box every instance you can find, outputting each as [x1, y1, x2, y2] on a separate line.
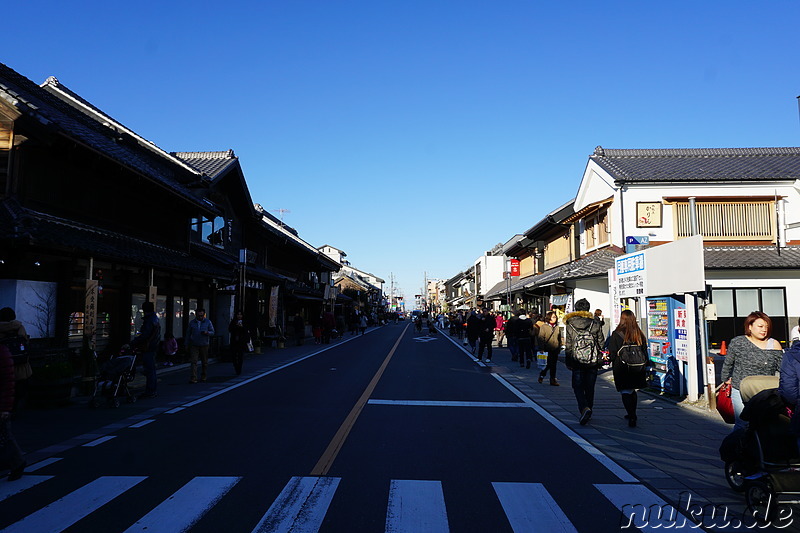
[2, 475, 146, 533]
[386, 479, 449, 532]
[0, 473, 675, 531]
[251, 476, 341, 533]
[123, 476, 241, 533]
[493, 482, 577, 532]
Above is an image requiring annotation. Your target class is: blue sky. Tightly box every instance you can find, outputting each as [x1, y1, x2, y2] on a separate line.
[6, 1, 800, 302]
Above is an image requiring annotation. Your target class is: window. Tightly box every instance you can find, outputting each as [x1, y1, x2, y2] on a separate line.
[584, 209, 609, 250]
[709, 287, 787, 347]
[191, 215, 227, 248]
[674, 200, 775, 241]
[544, 232, 571, 269]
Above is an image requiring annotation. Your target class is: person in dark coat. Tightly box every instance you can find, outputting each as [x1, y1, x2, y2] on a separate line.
[607, 309, 648, 427]
[131, 301, 161, 398]
[564, 298, 605, 425]
[779, 340, 800, 438]
[228, 310, 250, 375]
[465, 311, 482, 355]
[516, 310, 535, 369]
[0, 344, 25, 480]
[477, 309, 495, 363]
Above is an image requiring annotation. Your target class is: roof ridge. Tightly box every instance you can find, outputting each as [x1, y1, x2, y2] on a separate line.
[593, 146, 800, 158]
[173, 150, 236, 160]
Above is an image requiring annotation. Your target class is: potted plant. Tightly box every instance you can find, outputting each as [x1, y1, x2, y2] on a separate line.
[276, 327, 286, 349]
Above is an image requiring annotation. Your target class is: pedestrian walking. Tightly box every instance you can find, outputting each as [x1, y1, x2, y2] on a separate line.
[516, 310, 534, 369]
[505, 311, 520, 362]
[186, 308, 215, 384]
[131, 301, 161, 399]
[564, 298, 605, 425]
[494, 312, 506, 348]
[322, 311, 335, 343]
[359, 314, 368, 335]
[477, 309, 495, 363]
[0, 307, 31, 410]
[607, 310, 649, 427]
[0, 343, 25, 481]
[293, 313, 305, 345]
[537, 311, 562, 386]
[721, 311, 783, 430]
[466, 310, 481, 354]
[228, 310, 250, 376]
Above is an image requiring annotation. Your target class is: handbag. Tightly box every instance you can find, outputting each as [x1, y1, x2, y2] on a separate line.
[716, 382, 735, 424]
[536, 351, 548, 369]
[246, 340, 254, 353]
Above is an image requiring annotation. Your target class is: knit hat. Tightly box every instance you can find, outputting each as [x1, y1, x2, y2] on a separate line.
[574, 298, 591, 312]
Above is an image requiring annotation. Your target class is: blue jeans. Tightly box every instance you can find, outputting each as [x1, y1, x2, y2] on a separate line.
[572, 367, 598, 414]
[507, 337, 519, 359]
[731, 386, 747, 430]
[141, 351, 157, 394]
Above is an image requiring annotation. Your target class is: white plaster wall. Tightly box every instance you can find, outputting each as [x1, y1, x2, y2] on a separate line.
[0, 279, 58, 338]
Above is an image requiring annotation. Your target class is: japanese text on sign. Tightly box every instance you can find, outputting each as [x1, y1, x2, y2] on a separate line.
[616, 253, 645, 275]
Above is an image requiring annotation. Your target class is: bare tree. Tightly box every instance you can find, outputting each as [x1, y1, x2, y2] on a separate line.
[26, 283, 57, 338]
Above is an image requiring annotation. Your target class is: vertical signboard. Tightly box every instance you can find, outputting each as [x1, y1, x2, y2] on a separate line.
[269, 286, 279, 327]
[674, 307, 689, 362]
[510, 259, 520, 277]
[148, 285, 158, 304]
[85, 279, 98, 349]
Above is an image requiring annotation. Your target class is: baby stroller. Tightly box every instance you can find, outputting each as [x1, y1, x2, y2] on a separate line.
[719, 376, 800, 522]
[88, 345, 137, 408]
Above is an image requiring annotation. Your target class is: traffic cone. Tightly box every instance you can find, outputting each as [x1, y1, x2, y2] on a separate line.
[720, 341, 727, 355]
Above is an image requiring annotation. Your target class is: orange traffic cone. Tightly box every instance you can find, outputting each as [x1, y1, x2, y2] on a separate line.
[720, 341, 727, 355]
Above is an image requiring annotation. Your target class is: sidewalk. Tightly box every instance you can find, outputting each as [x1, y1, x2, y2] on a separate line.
[447, 332, 751, 525]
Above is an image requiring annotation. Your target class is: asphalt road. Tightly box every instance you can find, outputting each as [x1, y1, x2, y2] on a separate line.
[0, 323, 682, 532]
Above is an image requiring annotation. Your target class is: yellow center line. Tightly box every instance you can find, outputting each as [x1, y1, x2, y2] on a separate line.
[310, 324, 409, 476]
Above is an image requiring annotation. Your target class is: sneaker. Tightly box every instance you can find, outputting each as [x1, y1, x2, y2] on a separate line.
[538, 375, 544, 384]
[485, 359, 492, 364]
[550, 379, 559, 386]
[579, 407, 592, 425]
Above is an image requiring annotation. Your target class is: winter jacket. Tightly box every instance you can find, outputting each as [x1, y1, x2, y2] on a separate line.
[187, 317, 215, 347]
[607, 330, 648, 391]
[721, 335, 783, 389]
[537, 322, 562, 355]
[132, 312, 161, 353]
[0, 344, 14, 412]
[228, 319, 250, 349]
[466, 314, 482, 340]
[564, 311, 605, 369]
[479, 315, 495, 339]
[779, 340, 800, 435]
[0, 320, 27, 343]
[495, 315, 504, 331]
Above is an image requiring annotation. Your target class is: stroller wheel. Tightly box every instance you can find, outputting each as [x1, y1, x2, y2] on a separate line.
[112, 398, 121, 408]
[724, 460, 747, 492]
[127, 395, 137, 404]
[745, 480, 777, 524]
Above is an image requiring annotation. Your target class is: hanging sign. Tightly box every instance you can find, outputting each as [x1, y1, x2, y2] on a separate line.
[269, 286, 279, 327]
[510, 259, 520, 276]
[85, 279, 98, 349]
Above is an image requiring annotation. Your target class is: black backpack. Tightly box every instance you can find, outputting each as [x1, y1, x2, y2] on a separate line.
[617, 344, 648, 373]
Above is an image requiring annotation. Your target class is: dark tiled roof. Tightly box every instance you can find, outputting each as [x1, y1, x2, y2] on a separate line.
[0, 63, 210, 209]
[522, 249, 622, 289]
[704, 246, 800, 269]
[590, 146, 800, 183]
[174, 150, 238, 179]
[0, 199, 231, 278]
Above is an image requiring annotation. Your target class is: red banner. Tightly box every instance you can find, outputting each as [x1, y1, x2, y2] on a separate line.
[510, 259, 520, 276]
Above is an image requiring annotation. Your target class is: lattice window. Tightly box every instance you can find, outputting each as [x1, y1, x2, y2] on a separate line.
[674, 201, 775, 241]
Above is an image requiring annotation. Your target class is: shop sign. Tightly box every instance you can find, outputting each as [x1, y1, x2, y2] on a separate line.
[615, 252, 647, 298]
[269, 286, 279, 327]
[85, 279, 98, 349]
[510, 259, 520, 276]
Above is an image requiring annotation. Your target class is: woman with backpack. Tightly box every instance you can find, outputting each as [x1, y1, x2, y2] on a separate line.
[608, 309, 649, 427]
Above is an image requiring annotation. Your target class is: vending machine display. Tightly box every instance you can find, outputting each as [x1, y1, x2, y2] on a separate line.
[646, 296, 686, 395]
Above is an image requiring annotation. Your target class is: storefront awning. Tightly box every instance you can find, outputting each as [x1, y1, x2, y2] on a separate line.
[550, 294, 570, 305]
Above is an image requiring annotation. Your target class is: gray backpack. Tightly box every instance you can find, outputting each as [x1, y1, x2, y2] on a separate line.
[569, 323, 600, 365]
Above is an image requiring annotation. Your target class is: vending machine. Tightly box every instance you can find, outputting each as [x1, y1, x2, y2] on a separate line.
[646, 296, 687, 396]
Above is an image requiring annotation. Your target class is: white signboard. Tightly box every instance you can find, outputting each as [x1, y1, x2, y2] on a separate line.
[674, 308, 689, 362]
[615, 252, 646, 298]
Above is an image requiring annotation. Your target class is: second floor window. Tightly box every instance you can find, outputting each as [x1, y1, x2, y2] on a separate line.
[584, 209, 609, 249]
[674, 200, 775, 241]
[191, 216, 228, 248]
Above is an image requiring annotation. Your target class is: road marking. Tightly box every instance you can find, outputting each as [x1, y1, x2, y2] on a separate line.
[368, 399, 527, 408]
[0, 475, 53, 502]
[124, 476, 240, 533]
[413, 336, 439, 342]
[129, 419, 155, 428]
[311, 324, 409, 476]
[491, 373, 638, 483]
[595, 484, 694, 531]
[493, 482, 577, 532]
[165, 407, 185, 414]
[26, 457, 62, 472]
[386, 479, 449, 532]
[2, 475, 146, 533]
[82, 435, 116, 447]
[252, 476, 340, 533]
